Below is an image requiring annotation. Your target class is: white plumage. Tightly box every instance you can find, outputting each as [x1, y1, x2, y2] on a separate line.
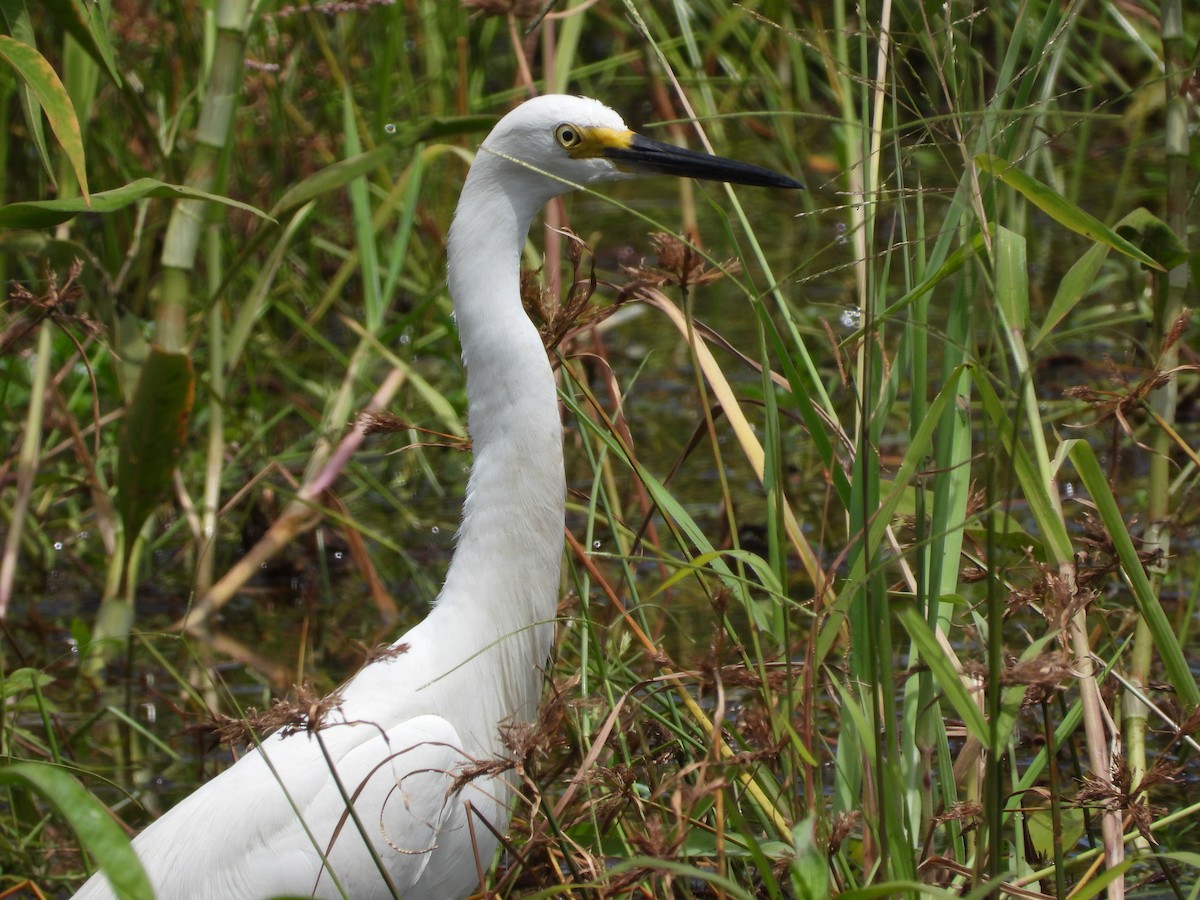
[74, 95, 799, 900]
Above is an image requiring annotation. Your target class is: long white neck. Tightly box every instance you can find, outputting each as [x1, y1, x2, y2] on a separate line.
[437, 157, 564, 719]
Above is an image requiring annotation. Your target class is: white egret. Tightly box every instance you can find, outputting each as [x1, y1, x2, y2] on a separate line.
[74, 95, 801, 900]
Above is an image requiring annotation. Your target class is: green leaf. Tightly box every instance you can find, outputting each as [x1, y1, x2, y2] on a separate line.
[994, 225, 1030, 333]
[0, 3, 54, 180]
[115, 347, 195, 548]
[789, 816, 828, 900]
[42, 0, 123, 88]
[895, 601, 989, 743]
[975, 153, 1165, 271]
[1032, 207, 1190, 348]
[0, 761, 153, 900]
[270, 112, 497, 220]
[1031, 241, 1110, 349]
[1113, 206, 1190, 272]
[648, 548, 785, 603]
[1066, 440, 1200, 707]
[0, 667, 55, 699]
[1059, 861, 1133, 899]
[0, 33, 89, 202]
[389, 113, 497, 145]
[970, 368, 1075, 565]
[851, 229, 988, 334]
[0, 177, 273, 229]
[271, 144, 397, 219]
[1023, 788, 1085, 859]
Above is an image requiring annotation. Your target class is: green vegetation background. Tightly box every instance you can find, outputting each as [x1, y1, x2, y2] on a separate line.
[1, 1, 1198, 897]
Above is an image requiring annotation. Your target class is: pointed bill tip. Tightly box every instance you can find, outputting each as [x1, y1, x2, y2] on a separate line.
[604, 133, 803, 190]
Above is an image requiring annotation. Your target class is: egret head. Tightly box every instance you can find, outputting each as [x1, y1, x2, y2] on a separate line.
[477, 95, 802, 207]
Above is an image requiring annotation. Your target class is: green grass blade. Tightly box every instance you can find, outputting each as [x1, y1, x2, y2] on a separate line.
[1031, 241, 1110, 350]
[1067, 439, 1200, 707]
[976, 153, 1164, 271]
[895, 601, 988, 743]
[971, 369, 1075, 565]
[0, 177, 272, 228]
[42, 0, 123, 87]
[0, 761, 153, 900]
[270, 145, 397, 219]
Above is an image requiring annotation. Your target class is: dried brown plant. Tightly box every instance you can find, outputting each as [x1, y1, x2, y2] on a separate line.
[620, 231, 741, 294]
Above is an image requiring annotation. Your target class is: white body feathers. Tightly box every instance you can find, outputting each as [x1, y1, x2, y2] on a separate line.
[74, 96, 629, 900]
[74, 94, 800, 899]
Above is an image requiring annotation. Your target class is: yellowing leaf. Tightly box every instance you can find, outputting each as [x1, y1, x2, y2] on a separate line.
[0, 34, 89, 203]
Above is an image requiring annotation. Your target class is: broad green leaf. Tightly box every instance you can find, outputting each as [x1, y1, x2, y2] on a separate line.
[789, 816, 828, 900]
[269, 112, 521, 220]
[975, 153, 1165, 271]
[994, 225, 1029, 333]
[115, 347, 195, 550]
[1031, 208, 1189, 346]
[0, 667, 55, 699]
[1061, 862, 1133, 899]
[0, 33, 89, 202]
[0, 177, 272, 229]
[388, 113, 497, 145]
[0, 761, 153, 900]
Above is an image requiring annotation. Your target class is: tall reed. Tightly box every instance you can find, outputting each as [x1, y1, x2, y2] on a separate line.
[0, 1, 1196, 896]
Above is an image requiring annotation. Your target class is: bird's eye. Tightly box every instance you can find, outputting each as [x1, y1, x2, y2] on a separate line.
[555, 124, 582, 148]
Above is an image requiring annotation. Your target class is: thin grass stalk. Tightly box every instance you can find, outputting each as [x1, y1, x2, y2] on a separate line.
[894, 150, 940, 874]
[817, 0, 870, 860]
[1132, 0, 1192, 838]
[0, 322, 53, 617]
[195, 197, 226, 605]
[927, 277, 975, 863]
[995, 222, 1132, 889]
[861, 7, 927, 885]
[840, 1, 920, 881]
[983, 403, 1004, 888]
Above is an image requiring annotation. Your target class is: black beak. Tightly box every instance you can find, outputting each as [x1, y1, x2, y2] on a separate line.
[604, 133, 803, 189]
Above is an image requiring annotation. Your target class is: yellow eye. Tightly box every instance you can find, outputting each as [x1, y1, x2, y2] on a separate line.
[555, 124, 582, 148]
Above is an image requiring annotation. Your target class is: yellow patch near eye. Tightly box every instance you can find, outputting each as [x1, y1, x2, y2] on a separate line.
[563, 126, 635, 159]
